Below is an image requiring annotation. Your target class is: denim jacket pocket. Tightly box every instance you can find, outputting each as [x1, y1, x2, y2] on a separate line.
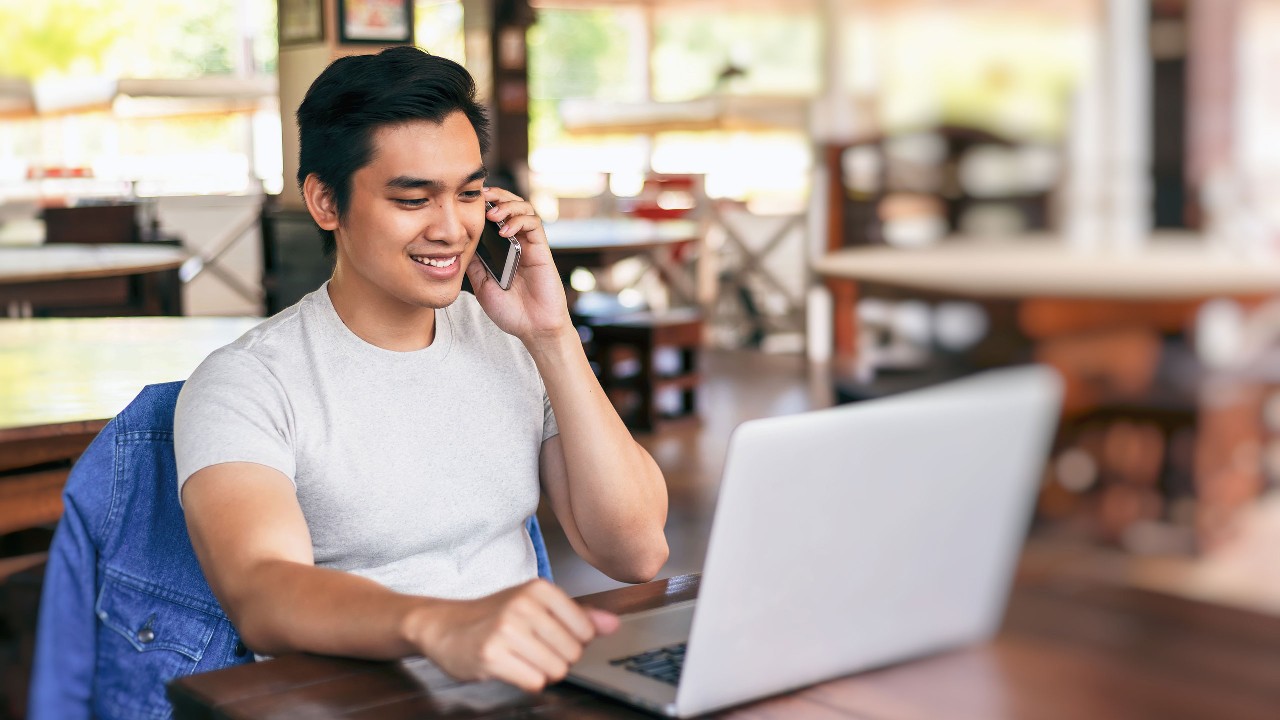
[94, 571, 219, 720]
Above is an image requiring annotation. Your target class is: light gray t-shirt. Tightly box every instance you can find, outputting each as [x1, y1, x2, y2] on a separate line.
[174, 284, 558, 600]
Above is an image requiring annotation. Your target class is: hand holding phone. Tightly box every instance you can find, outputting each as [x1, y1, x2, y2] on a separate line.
[473, 202, 521, 290]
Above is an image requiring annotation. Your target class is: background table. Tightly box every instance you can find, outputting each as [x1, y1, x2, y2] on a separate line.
[0, 316, 261, 536]
[168, 569, 1280, 719]
[0, 244, 189, 317]
[0, 316, 263, 714]
[814, 232, 1280, 360]
[547, 218, 700, 308]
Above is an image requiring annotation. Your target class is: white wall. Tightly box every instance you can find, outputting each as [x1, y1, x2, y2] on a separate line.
[154, 193, 264, 317]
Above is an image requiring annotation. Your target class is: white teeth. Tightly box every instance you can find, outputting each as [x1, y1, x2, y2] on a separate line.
[413, 255, 456, 268]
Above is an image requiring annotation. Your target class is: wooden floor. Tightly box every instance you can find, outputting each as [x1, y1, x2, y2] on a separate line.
[542, 348, 1280, 617]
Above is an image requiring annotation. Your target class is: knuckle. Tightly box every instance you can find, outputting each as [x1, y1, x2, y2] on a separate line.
[497, 617, 521, 637]
[508, 597, 534, 617]
[480, 639, 504, 665]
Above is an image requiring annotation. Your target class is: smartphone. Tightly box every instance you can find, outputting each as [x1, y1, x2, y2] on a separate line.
[473, 202, 521, 290]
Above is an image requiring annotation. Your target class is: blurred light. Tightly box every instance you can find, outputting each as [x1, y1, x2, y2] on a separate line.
[1196, 299, 1245, 368]
[841, 146, 882, 194]
[883, 216, 947, 248]
[934, 301, 988, 351]
[654, 347, 682, 376]
[179, 257, 204, 283]
[610, 172, 644, 197]
[958, 204, 1025, 236]
[891, 301, 932, 345]
[959, 145, 1020, 197]
[886, 133, 947, 166]
[617, 288, 645, 308]
[656, 190, 694, 210]
[1055, 447, 1098, 493]
[656, 386, 683, 416]
[857, 298, 892, 326]
[569, 267, 597, 293]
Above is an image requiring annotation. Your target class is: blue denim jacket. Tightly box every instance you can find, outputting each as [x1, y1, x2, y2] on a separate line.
[29, 381, 554, 720]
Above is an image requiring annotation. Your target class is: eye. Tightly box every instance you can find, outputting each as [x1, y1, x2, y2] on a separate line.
[395, 198, 428, 207]
[460, 190, 483, 200]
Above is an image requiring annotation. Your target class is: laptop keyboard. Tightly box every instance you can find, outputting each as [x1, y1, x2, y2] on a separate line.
[610, 642, 686, 686]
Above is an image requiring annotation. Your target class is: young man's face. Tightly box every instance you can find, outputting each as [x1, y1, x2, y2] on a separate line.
[335, 112, 487, 310]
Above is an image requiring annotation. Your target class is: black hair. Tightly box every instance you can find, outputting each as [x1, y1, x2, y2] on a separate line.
[295, 46, 491, 255]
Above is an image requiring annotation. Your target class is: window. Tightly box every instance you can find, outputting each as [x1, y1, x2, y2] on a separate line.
[0, 0, 281, 201]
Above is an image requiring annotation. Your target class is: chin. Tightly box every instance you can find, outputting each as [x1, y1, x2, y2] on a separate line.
[406, 283, 464, 309]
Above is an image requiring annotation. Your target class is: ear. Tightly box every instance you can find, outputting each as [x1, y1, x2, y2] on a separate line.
[302, 174, 340, 232]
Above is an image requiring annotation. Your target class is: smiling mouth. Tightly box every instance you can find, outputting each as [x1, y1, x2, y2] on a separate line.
[410, 255, 458, 268]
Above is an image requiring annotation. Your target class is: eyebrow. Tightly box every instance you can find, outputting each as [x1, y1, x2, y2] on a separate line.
[385, 166, 487, 191]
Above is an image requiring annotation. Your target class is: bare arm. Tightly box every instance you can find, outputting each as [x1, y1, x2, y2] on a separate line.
[468, 186, 669, 583]
[182, 462, 618, 690]
[532, 332, 670, 583]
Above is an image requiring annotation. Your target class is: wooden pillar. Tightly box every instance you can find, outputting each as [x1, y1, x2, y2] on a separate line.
[488, 0, 533, 195]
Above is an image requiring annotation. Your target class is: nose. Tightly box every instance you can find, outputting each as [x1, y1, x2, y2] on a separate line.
[426, 198, 470, 245]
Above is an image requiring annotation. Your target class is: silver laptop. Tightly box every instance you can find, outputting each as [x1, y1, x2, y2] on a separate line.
[567, 365, 1062, 717]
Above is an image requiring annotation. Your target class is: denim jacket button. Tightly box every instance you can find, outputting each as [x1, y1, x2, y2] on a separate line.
[136, 627, 156, 644]
[234, 641, 248, 657]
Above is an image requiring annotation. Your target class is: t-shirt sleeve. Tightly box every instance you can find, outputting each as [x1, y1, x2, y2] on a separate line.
[174, 348, 297, 499]
[541, 385, 559, 442]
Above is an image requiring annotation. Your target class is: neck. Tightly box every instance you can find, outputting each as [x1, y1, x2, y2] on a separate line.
[327, 263, 436, 352]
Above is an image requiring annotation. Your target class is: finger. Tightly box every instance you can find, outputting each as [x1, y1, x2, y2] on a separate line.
[529, 606, 588, 665]
[482, 186, 524, 204]
[586, 607, 621, 635]
[486, 200, 536, 223]
[528, 581, 596, 643]
[487, 646, 549, 694]
[496, 213, 544, 241]
[505, 624, 571, 684]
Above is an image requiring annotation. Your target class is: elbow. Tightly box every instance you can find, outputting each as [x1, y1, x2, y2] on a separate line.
[234, 610, 313, 658]
[634, 541, 670, 583]
[217, 575, 296, 657]
[608, 534, 669, 584]
[224, 601, 283, 657]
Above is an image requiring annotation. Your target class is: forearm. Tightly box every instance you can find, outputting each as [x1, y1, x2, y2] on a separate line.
[227, 562, 615, 693]
[227, 559, 436, 659]
[526, 326, 669, 578]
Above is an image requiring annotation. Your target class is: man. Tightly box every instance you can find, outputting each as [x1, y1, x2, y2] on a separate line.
[175, 46, 669, 693]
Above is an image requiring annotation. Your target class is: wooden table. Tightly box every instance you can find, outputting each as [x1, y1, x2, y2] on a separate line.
[814, 232, 1280, 360]
[547, 218, 699, 262]
[0, 244, 189, 317]
[547, 219, 700, 306]
[0, 316, 261, 535]
[167, 570, 1280, 719]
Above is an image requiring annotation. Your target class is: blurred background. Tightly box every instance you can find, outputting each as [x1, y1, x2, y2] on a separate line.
[4, 0, 1280, 714]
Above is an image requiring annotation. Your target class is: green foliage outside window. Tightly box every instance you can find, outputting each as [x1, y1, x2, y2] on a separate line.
[651, 11, 821, 102]
[0, 0, 277, 80]
[527, 9, 640, 149]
